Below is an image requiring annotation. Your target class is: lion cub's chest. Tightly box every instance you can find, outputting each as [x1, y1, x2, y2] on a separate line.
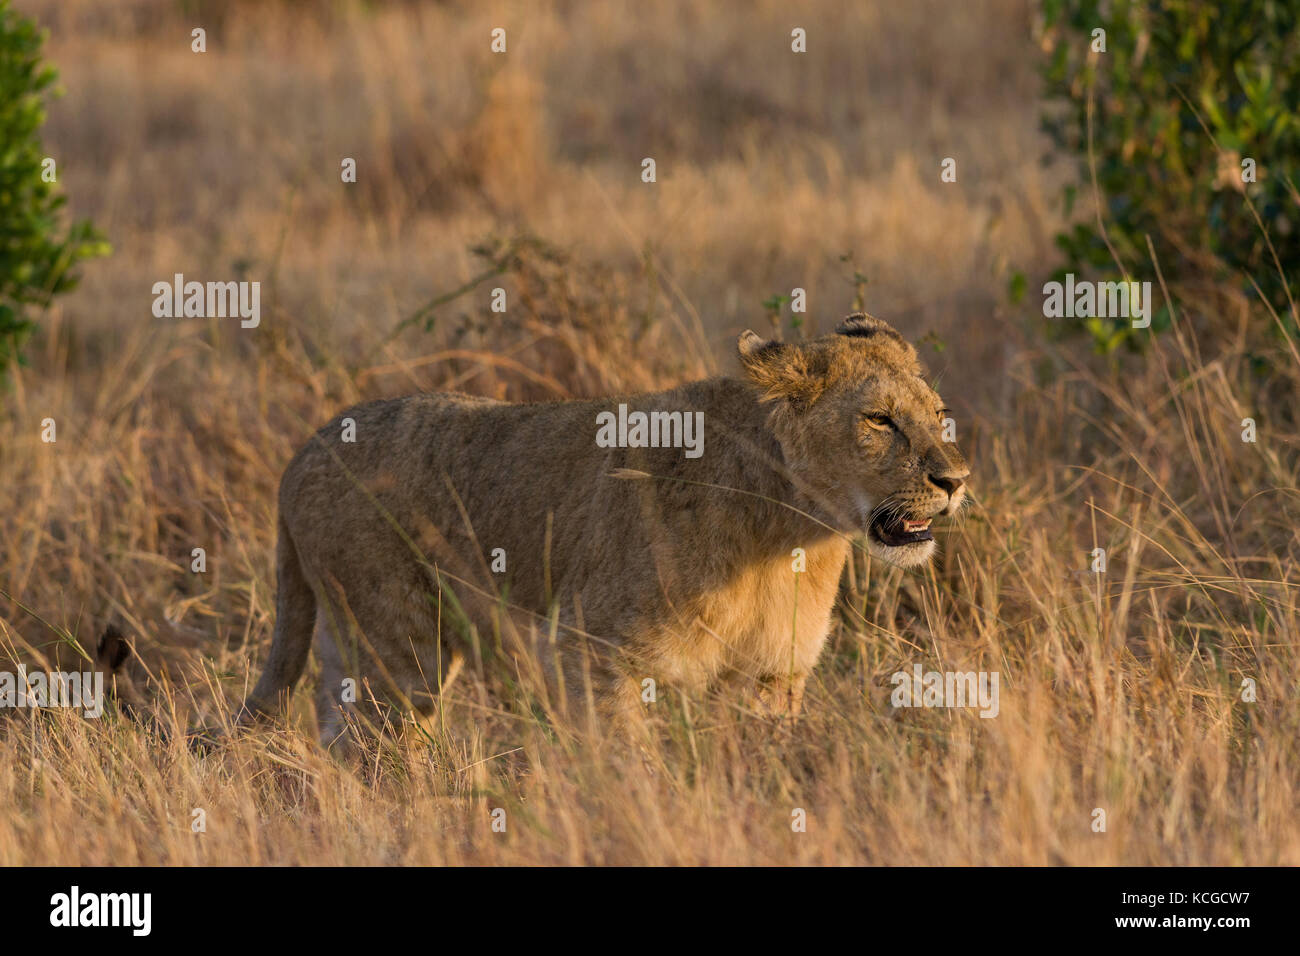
[651, 538, 849, 685]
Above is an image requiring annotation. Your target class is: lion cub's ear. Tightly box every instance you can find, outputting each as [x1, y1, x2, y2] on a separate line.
[737, 330, 828, 405]
[835, 312, 905, 342]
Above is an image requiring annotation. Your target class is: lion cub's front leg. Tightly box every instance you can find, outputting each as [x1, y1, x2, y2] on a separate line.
[755, 671, 809, 719]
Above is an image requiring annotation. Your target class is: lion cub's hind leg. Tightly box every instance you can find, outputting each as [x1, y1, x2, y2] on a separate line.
[312, 587, 463, 754]
[312, 604, 352, 751]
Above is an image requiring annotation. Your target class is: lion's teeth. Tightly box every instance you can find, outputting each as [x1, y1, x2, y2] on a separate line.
[902, 519, 932, 532]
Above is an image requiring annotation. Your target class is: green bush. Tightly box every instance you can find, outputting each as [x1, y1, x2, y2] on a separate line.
[0, 0, 108, 379]
[1040, 0, 1300, 350]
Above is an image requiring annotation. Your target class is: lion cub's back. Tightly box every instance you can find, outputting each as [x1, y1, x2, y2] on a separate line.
[276, 391, 507, 544]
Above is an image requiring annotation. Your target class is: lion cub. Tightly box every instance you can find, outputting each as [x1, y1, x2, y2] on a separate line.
[241, 314, 968, 744]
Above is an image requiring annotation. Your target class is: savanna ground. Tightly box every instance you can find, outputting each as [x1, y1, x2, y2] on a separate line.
[0, 0, 1296, 865]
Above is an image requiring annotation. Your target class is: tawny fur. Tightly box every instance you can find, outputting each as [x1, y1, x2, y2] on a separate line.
[243, 314, 970, 745]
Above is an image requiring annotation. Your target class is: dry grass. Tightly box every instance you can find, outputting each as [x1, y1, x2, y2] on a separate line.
[0, 0, 1296, 865]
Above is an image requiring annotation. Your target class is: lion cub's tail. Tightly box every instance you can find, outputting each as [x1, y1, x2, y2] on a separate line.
[239, 514, 316, 722]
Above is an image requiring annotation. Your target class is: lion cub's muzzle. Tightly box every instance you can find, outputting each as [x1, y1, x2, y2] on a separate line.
[929, 471, 969, 516]
[870, 512, 934, 547]
[868, 478, 967, 548]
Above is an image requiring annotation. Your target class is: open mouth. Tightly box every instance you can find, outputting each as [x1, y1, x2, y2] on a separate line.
[870, 514, 934, 547]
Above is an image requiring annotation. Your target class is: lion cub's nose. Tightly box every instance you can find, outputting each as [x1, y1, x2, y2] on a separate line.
[928, 472, 966, 497]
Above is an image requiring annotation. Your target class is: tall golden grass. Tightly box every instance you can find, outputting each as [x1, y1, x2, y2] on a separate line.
[0, 0, 1295, 864]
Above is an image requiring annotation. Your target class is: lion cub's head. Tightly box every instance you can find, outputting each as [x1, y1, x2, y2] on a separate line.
[738, 313, 970, 568]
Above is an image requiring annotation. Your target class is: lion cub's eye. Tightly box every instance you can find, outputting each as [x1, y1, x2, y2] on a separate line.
[937, 407, 950, 424]
[864, 414, 896, 432]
